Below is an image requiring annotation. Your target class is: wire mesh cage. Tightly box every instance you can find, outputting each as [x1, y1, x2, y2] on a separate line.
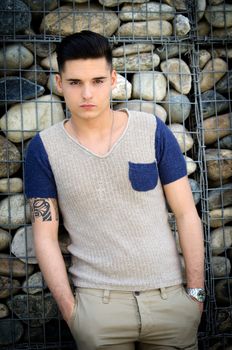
[0, 0, 232, 349]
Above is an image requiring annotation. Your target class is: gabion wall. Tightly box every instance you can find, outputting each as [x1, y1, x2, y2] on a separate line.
[0, 0, 231, 349]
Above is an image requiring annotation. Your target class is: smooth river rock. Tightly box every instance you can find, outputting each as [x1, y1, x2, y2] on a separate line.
[197, 19, 211, 36]
[23, 39, 57, 59]
[0, 318, 24, 345]
[199, 50, 211, 69]
[132, 71, 167, 101]
[113, 52, 160, 71]
[0, 194, 31, 229]
[0, 136, 21, 178]
[212, 256, 231, 277]
[0, 303, 9, 318]
[0, 77, 44, 106]
[200, 58, 227, 92]
[203, 113, 232, 145]
[185, 156, 197, 176]
[201, 90, 229, 119]
[205, 149, 232, 181]
[160, 58, 192, 94]
[155, 43, 189, 61]
[117, 20, 172, 37]
[40, 52, 58, 72]
[213, 26, 232, 38]
[0, 44, 34, 72]
[112, 74, 132, 100]
[205, 4, 232, 28]
[162, 89, 191, 123]
[208, 183, 232, 210]
[119, 2, 175, 21]
[114, 100, 167, 122]
[22, 64, 48, 87]
[168, 123, 194, 152]
[213, 135, 232, 150]
[0, 275, 20, 299]
[22, 272, 47, 294]
[0, 94, 65, 143]
[209, 207, 232, 228]
[215, 279, 232, 306]
[197, 0, 206, 22]
[0, 253, 34, 277]
[0, 177, 23, 193]
[0, 0, 31, 35]
[216, 71, 232, 94]
[0, 228, 11, 251]
[112, 43, 155, 57]
[173, 14, 191, 36]
[99, 0, 149, 6]
[210, 226, 232, 255]
[40, 4, 119, 37]
[7, 293, 58, 327]
[11, 226, 37, 264]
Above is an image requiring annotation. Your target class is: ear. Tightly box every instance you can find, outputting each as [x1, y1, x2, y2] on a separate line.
[111, 69, 117, 89]
[55, 74, 63, 94]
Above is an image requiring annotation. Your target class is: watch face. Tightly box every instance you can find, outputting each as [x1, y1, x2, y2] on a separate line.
[197, 290, 206, 302]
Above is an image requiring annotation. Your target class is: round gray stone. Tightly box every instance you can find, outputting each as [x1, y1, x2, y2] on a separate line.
[24, 0, 58, 12]
[0, 0, 31, 35]
[201, 90, 229, 119]
[215, 279, 232, 306]
[200, 58, 227, 93]
[113, 52, 160, 71]
[0, 178, 23, 193]
[168, 123, 194, 152]
[0, 318, 24, 345]
[99, 0, 149, 6]
[23, 40, 57, 59]
[199, 49, 211, 69]
[0, 253, 34, 277]
[11, 226, 37, 264]
[185, 156, 197, 176]
[0, 303, 9, 318]
[0, 136, 21, 178]
[119, 2, 175, 21]
[210, 226, 232, 255]
[205, 4, 232, 28]
[112, 43, 155, 57]
[22, 272, 47, 294]
[155, 43, 189, 61]
[208, 183, 232, 210]
[212, 256, 231, 277]
[132, 71, 167, 101]
[162, 89, 191, 123]
[0, 194, 31, 229]
[209, 207, 232, 228]
[0, 275, 20, 299]
[7, 293, 58, 327]
[205, 149, 232, 181]
[117, 20, 172, 37]
[0, 77, 44, 106]
[197, 0, 206, 21]
[213, 135, 232, 150]
[216, 71, 232, 94]
[0, 44, 34, 71]
[22, 64, 48, 87]
[173, 14, 191, 36]
[0, 228, 11, 251]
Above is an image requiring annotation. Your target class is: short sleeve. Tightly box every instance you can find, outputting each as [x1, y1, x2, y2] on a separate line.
[24, 134, 57, 198]
[155, 117, 187, 185]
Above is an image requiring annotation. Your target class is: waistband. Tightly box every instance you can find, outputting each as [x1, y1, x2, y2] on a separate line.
[75, 284, 183, 302]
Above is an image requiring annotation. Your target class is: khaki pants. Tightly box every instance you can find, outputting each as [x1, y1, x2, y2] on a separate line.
[68, 284, 201, 350]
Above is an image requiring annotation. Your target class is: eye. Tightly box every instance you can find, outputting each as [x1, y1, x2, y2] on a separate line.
[94, 79, 104, 85]
[69, 81, 80, 86]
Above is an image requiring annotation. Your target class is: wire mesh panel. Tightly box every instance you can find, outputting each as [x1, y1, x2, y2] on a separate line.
[0, 0, 231, 349]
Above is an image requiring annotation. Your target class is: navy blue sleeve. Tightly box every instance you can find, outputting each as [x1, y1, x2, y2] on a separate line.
[24, 134, 57, 198]
[155, 117, 187, 185]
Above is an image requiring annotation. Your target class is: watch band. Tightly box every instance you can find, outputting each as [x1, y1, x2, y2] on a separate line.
[186, 288, 206, 303]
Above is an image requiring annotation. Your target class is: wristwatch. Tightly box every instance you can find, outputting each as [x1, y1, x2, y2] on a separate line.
[186, 288, 206, 303]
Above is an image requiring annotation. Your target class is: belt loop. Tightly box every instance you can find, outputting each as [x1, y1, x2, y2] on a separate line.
[103, 290, 110, 304]
[160, 287, 168, 300]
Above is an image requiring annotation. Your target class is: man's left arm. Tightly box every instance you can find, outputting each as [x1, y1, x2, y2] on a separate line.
[163, 175, 205, 309]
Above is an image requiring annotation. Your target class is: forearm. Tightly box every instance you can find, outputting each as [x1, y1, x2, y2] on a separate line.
[34, 235, 75, 321]
[176, 212, 204, 288]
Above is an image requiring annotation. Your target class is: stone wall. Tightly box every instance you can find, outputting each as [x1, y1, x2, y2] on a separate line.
[0, 0, 232, 348]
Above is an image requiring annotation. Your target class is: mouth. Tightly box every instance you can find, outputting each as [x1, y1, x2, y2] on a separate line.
[80, 104, 96, 108]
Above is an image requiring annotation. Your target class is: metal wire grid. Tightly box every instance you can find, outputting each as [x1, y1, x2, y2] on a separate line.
[0, 0, 231, 348]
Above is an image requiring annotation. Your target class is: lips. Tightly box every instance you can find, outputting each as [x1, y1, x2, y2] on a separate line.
[80, 104, 95, 108]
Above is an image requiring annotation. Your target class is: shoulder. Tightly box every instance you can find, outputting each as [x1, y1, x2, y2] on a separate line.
[40, 120, 65, 141]
[126, 109, 158, 129]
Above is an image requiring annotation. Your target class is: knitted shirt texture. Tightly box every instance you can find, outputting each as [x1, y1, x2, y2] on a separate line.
[39, 110, 183, 290]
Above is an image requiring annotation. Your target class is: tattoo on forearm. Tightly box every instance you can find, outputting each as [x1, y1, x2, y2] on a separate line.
[29, 198, 58, 223]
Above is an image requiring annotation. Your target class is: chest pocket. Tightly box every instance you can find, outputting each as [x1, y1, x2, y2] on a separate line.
[128, 161, 158, 192]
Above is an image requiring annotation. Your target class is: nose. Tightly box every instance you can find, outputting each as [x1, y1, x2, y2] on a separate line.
[82, 84, 93, 100]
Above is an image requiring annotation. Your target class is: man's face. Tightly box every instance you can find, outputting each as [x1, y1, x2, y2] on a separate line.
[56, 57, 117, 121]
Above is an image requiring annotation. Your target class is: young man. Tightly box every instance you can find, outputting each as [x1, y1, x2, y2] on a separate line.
[25, 31, 205, 350]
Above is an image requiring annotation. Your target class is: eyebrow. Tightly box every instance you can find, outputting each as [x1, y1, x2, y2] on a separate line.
[66, 76, 107, 82]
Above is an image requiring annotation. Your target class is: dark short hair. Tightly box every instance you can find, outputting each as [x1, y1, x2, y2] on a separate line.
[56, 30, 112, 73]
